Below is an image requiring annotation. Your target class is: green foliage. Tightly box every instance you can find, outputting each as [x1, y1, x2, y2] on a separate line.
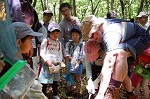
[34, 0, 150, 22]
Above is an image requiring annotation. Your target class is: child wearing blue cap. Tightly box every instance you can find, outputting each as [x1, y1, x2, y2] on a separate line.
[38, 22, 62, 99]
[65, 25, 84, 98]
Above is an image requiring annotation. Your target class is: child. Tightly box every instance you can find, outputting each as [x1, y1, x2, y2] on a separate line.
[0, 22, 47, 99]
[38, 22, 62, 99]
[65, 26, 84, 98]
[131, 46, 150, 99]
[84, 39, 105, 99]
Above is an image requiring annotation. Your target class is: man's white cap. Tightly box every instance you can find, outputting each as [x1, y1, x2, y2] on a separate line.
[81, 15, 105, 38]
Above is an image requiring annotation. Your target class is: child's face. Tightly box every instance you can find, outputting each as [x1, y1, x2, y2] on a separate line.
[19, 36, 33, 53]
[71, 32, 80, 43]
[49, 30, 60, 41]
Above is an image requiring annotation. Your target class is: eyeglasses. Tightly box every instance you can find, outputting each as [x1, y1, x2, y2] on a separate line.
[61, 9, 70, 14]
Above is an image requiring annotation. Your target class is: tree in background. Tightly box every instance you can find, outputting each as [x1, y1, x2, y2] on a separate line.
[30, 0, 150, 23]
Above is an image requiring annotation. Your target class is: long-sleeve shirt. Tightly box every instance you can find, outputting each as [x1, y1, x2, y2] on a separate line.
[40, 38, 63, 64]
[65, 40, 84, 62]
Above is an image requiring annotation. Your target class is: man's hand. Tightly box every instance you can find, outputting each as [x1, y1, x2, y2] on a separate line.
[70, 16, 77, 25]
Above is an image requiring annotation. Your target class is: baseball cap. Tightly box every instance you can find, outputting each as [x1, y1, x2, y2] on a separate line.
[81, 15, 105, 38]
[48, 22, 61, 32]
[11, 22, 43, 39]
[137, 11, 149, 17]
[84, 39, 100, 62]
[43, 10, 53, 16]
[70, 26, 82, 38]
[70, 25, 81, 34]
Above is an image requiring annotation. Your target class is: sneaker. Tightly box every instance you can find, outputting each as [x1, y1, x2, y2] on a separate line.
[53, 95, 60, 99]
[103, 85, 120, 99]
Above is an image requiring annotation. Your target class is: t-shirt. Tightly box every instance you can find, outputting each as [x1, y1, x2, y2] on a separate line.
[40, 38, 63, 63]
[103, 21, 149, 52]
[59, 17, 81, 49]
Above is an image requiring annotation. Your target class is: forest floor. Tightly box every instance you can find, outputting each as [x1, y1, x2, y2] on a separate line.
[46, 67, 148, 99]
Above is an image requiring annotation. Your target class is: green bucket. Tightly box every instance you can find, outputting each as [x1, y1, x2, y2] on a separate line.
[134, 64, 150, 80]
[0, 59, 26, 91]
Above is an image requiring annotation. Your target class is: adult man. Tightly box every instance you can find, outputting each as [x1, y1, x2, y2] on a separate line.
[136, 11, 150, 33]
[40, 10, 54, 31]
[81, 15, 150, 99]
[59, 2, 80, 57]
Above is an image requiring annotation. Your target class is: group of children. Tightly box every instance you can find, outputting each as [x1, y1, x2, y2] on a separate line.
[37, 21, 84, 99]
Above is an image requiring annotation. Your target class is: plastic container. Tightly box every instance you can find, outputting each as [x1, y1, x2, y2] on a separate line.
[63, 73, 76, 86]
[0, 60, 37, 98]
[134, 64, 150, 80]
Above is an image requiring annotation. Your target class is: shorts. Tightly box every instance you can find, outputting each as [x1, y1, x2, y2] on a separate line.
[119, 36, 150, 59]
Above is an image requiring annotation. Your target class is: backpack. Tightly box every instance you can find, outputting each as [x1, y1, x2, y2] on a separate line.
[106, 18, 129, 24]
[147, 25, 150, 32]
[68, 40, 83, 56]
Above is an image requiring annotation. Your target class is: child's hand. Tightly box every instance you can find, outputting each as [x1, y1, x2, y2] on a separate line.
[46, 60, 52, 67]
[67, 56, 72, 61]
[71, 58, 77, 66]
[0, 60, 5, 73]
[49, 64, 55, 74]
[53, 65, 60, 73]
[72, 63, 79, 71]
[93, 75, 101, 89]
[86, 77, 95, 94]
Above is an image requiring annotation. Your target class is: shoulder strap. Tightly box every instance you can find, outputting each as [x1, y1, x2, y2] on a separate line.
[106, 18, 127, 23]
[79, 42, 83, 52]
[46, 38, 49, 49]
[46, 39, 60, 51]
[147, 25, 150, 32]
[57, 41, 60, 51]
[68, 40, 74, 52]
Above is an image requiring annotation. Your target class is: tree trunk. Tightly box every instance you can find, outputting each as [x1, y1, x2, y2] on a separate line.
[106, 0, 109, 12]
[110, 0, 114, 10]
[137, 0, 144, 15]
[73, 0, 77, 16]
[32, 0, 37, 8]
[90, 0, 94, 14]
[58, 0, 63, 23]
[120, 0, 125, 19]
[40, 0, 44, 11]
[145, 0, 149, 11]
